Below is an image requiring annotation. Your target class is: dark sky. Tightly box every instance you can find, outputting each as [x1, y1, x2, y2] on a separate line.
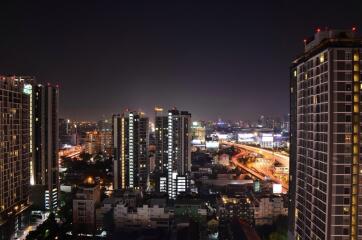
[1, 1, 362, 121]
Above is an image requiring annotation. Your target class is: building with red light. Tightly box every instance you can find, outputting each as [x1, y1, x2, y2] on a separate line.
[289, 29, 362, 240]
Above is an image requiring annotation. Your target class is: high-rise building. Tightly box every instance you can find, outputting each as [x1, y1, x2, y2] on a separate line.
[0, 76, 33, 239]
[258, 115, 265, 127]
[99, 129, 112, 155]
[59, 118, 72, 146]
[112, 114, 121, 190]
[84, 131, 101, 155]
[154, 107, 168, 174]
[191, 121, 206, 144]
[289, 29, 362, 240]
[154, 108, 191, 199]
[113, 111, 149, 190]
[97, 117, 112, 131]
[30, 84, 59, 212]
[98, 118, 113, 155]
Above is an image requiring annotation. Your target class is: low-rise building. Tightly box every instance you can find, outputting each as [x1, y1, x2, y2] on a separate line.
[96, 197, 116, 230]
[253, 196, 287, 225]
[174, 198, 207, 224]
[73, 178, 101, 234]
[113, 203, 170, 230]
[218, 195, 255, 226]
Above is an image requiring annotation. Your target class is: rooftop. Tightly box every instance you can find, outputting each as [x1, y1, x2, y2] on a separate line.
[293, 28, 362, 65]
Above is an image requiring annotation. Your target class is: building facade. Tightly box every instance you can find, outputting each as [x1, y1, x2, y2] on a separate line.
[112, 114, 121, 190]
[73, 179, 101, 234]
[59, 118, 72, 146]
[113, 203, 170, 229]
[154, 107, 169, 174]
[99, 129, 112, 155]
[289, 29, 362, 239]
[31, 84, 59, 211]
[167, 109, 191, 199]
[154, 108, 191, 199]
[191, 121, 206, 144]
[84, 130, 101, 155]
[0, 76, 33, 239]
[98, 118, 113, 155]
[113, 111, 149, 190]
[254, 197, 287, 226]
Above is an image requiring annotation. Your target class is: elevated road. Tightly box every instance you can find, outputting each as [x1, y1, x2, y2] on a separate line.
[59, 145, 83, 159]
[231, 152, 288, 192]
[231, 152, 265, 180]
[227, 141, 289, 193]
[222, 141, 289, 167]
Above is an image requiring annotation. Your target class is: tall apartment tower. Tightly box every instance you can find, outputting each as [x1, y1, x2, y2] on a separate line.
[31, 84, 59, 211]
[98, 118, 112, 155]
[154, 107, 168, 174]
[289, 29, 362, 240]
[168, 109, 192, 199]
[0, 76, 33, 239]
[112, 114, 122, 190]
[113, 111, 149, 190]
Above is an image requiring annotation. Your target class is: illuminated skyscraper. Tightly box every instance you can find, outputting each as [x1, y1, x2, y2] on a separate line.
[154, 107, 168, 174]
[0, 76, 33, 239]
[191, 121, 206, 144]
[98, 118, 113, 155]
[113, 111, 149, 190]
[154, 108, 191, 199]
[112, 114, 122, 190]
[59, 118, 71, 146]
[31, 84, 59, 211]
[289, 29, 362, 240]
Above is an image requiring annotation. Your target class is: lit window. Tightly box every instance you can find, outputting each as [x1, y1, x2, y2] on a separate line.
[354, 104, 359, 113]
[353, 145, 358, 154]
[354, 95, 359, 102]
[320, 54, 324, 63]
[354, 54, 359, 61]
[354, 64, 359, 71]
[354, 74, 359, 82]
[343, 207, 350, 214]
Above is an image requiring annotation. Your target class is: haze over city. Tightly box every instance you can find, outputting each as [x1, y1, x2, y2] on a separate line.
[1, 1, 361, 120]
[1, 1, 362, 240]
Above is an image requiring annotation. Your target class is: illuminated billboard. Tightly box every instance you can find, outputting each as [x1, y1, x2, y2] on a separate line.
[238, 133, 255, 143]
[261, 133, 273, 142]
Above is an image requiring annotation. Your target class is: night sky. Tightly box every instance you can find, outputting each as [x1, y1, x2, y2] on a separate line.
[1, 1, 362, 121]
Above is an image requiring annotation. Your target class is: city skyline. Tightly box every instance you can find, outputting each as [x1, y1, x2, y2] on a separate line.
[2, 1, 362, 121]
[2, 1, 362, 239]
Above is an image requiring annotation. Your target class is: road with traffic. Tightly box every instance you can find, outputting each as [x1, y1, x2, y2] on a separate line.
[226, 142, 289, 193]
[222, 141, 289, 167]
[231, 151, 288, 192]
